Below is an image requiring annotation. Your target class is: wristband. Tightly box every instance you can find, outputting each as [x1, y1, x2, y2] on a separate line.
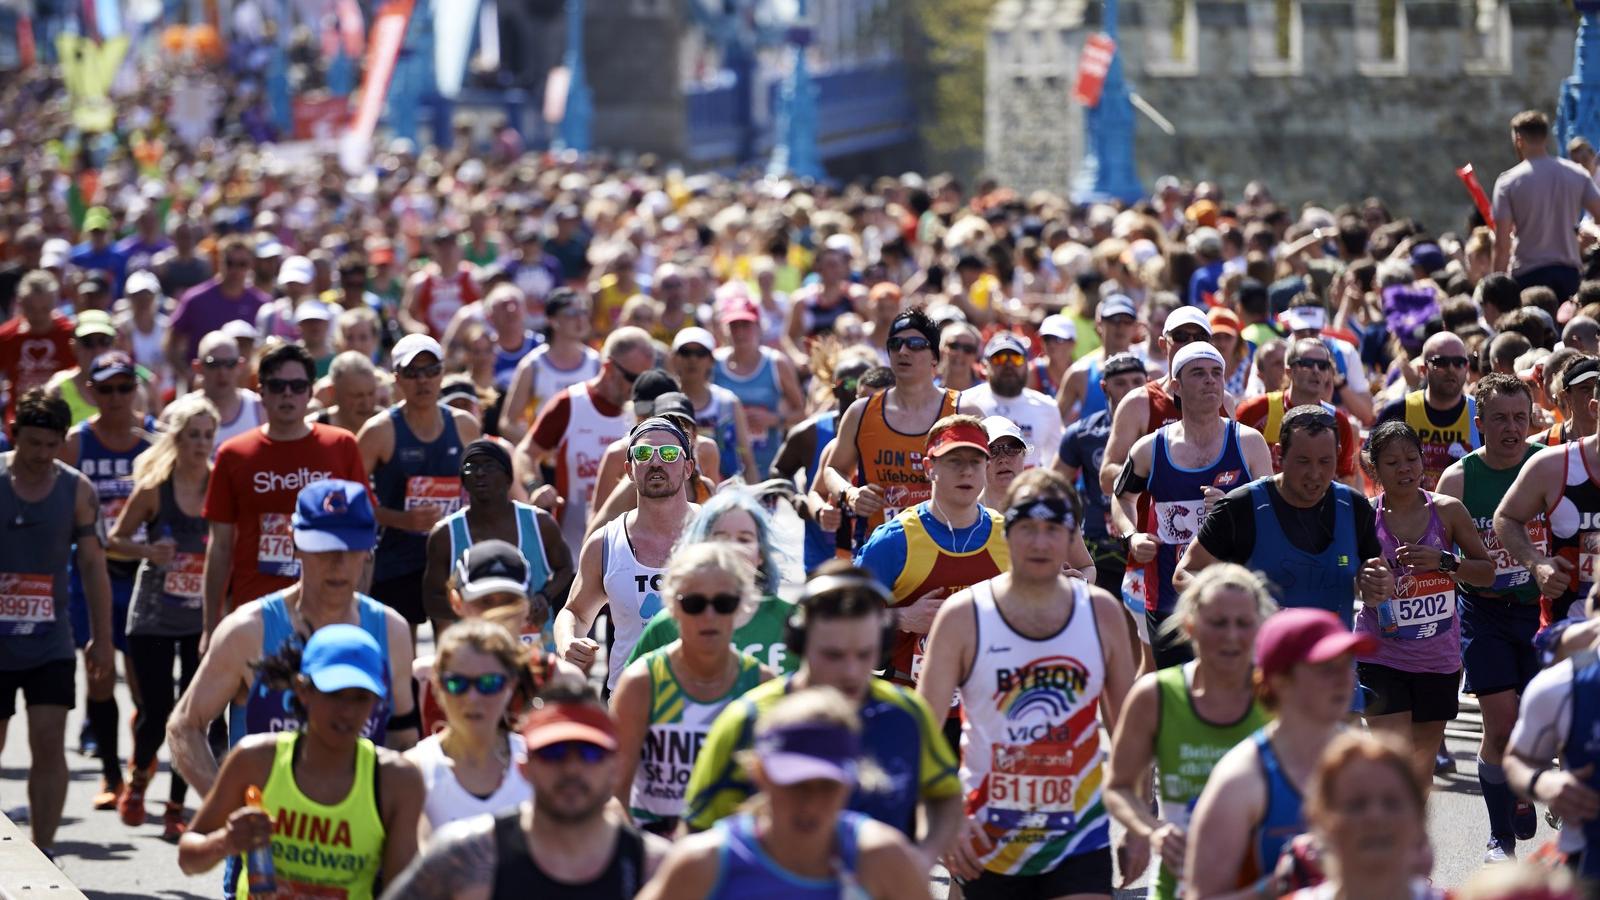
[1528, 765, 1549, 799]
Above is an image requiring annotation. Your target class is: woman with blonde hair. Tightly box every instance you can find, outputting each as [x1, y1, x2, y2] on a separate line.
[1106, 563, 1277, 898]
[403, 618, 533, 844]
[611, 541, 775, 835]
[108, 392, 218, 838]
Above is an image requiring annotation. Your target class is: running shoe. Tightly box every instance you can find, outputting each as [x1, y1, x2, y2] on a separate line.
[1434, 749, 1456, 776]
[161, 803, 187, 842]
[92, 778, 124, 811]
[1514, 801, 1538, 841]
[1483, 836, 1516, 864]
[118, 760, 156, 827]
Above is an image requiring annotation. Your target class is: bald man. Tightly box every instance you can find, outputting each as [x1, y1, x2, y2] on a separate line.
[1376, 331, 1481, 490]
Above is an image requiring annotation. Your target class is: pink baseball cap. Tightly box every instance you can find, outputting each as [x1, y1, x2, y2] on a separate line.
[1255, 608, 1377, 680]
[719, 296, 760, 325]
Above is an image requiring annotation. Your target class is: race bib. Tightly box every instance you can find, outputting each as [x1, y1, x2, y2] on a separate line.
[258, 513, 299, 578]
[1389, 571, 1456, 640]
[983, 741, 1083, 835]
[404, 476, 463, 524]
[1581, 532, 1600, 592]
[1483, 521, 1546, 592]
[0, 573, 55, 635]
[162, 552, 205, 606]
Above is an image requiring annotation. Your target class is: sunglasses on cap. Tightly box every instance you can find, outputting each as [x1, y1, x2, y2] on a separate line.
[1427, 355, 1469, 369]
[532, 741, 611, 764]
[1291, 358, 1332, 371]
[263, 377, 312, 395]
[678, 593, 741, 615]
[629, 444, 685, 464]
[988, 350, 1026, 368]
[440, 672, 511, 696]
[886, 335, 932, 353]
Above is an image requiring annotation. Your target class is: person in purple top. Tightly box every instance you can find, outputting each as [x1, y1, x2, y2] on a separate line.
[112, 199, 173, 277]
[166, 234, 270, 374]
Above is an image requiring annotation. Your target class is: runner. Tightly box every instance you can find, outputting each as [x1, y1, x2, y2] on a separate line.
[769, 351, 875, 573]
[915, 468, 1136, 900]
[854, 415, 1010, 698]
[500, 288, 600, 445]
[1027, 313, 1076, 398]
[518, 326, 653, 553]
[960, 331, 1063, 468]
[1057, 351, 1148, 596]
[168, 480, 417, 804]
[404, 228, 482, 340]
[166, 234, 270, 371]
[47, 310, 125, 426]
[625, 490, 799, 674]
[1354, 420, 1493, 795]
[176, 624, 425, 898]
[714, 293, 803, 479]
[201, 343, 367, 638]
[672, 326, 757, 481]
[1539, 355, 1599, 446]
[683, 563, 964, 862]
[405, 618, 533, 842]
[555, 417, 700, 693]
[1113, 342, 1271, 667]
[188, 331, 264, 448]
[1177, 406, 1393, 622]
[1183, 608, 1375, 899]
[0, 270, 75, 422]
[613, 542, 772, 834]
[785, 245, 866, 345]
[639, 686, 930, 900]
[422, 439, 573, 640]
[1438, 373, 1549, 862]
[1057, 295, 1141, 425]
[315, 350, 384, 435]
[1106, 563, 1275, 900]
[1495, 405, 1600, 624]
[359, 333, 481, 639]
[381, 680, 672, 900]
[1233, 337, 1361, 487]
[1376, 331, 1481, 491]
[0, 390, 113, 855]
[106, 393, 215, 837]
[586, 372, 720, 533]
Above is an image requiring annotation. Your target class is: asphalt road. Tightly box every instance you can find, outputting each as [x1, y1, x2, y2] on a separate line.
[0, 505, 1563, 897]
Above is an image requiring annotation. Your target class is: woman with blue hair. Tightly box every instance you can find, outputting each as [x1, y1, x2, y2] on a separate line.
[624, 489, 799, 674]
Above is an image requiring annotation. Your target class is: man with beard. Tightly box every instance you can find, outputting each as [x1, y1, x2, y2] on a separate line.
[424, 439, 575, 642]
[555, 418, 700, 694]
[1057, 352, 1147, 596]
[1235, 337, 1361, 488]
[380, 680, 671, 899]
[960, 332, 1062, 468]
[1377, 331, 1480, 490]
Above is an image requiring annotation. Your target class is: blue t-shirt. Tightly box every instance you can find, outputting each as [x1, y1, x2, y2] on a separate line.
[1058, 408, 1113, 540]
[1187, 260, 1225, 307]
[70, 243, 128, 291]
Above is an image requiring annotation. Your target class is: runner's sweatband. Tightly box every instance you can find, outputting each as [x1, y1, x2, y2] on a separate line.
[1004, 497, 1078, 533]
[1114, 463, 1148, 497]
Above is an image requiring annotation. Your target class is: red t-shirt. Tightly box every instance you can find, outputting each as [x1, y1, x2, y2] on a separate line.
[0, 313, 75, 420]
[1235, 392, 1360, 477]
[203, 423, 367, 609]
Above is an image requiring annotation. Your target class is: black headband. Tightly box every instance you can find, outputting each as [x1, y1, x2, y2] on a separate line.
[1003, 496, 1078, 534]
[460, 439, 513, 476]
[629, 415, 691, 451]
[14, 408, 65, 436]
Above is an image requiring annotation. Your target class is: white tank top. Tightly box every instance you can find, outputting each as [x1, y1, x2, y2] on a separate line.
[527, 344, 601, 418]
[958, 578, 1109, 874]
[409, 732, 532, 835]
[213, 390, 266, 448]
[559, 384, 627, 552]
[599, 514, 666, 692]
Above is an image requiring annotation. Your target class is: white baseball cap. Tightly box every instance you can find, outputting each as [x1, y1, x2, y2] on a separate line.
[1163, 306, 1213, 336]
[1173, 342, 1226, 376]
[221, 319, 260, 343]
[982, 415, 1030, 451]
[1283, 306, 1327, 333]
[124, 270, 162, 296]
[1039, 314, 1077, 342]
[392, 333, 445, 369]
[671, 326, 717, 353]
[294, 299, 333, 323]
[277, 255, 315, 287]
[40, 238, 71, 269]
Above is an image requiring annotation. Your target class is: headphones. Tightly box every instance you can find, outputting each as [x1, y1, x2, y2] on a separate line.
[784, 574, 898, 668]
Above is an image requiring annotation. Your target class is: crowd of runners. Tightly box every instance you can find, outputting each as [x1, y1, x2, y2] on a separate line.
[5, 101, 1600, 899]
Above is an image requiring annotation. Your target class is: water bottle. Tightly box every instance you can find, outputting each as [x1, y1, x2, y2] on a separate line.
[1377, 599, 1399, 638]
[243, 785, 276, 895]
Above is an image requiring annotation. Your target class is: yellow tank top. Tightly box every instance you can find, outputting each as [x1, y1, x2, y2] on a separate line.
[1403, 390, 1478, 490]
[853, 388, 960, 533]
[239, 734, 386, 900]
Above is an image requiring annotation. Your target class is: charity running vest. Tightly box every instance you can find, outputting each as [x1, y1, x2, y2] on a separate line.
[960, 578, 1108, 876]
[1403, 391, 1479, 490]
[600, 515, 666, 692]
[1242, 729, 1307, 888]
[853, 388, 959, 537]
[559, 384, 628, 552]
[444, 503, 553, 596]
[75, 419, 151, 577]
[886, 504, 1010, 688]
[371, 404, 463, 582]
[1548, 440, 1600, 622]
[1461, 447, 1546, 603]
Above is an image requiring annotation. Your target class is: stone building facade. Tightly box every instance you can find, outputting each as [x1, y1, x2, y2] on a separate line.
[987, 0, 1578, 231]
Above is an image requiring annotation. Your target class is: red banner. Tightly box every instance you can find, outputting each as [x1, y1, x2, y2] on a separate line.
[1456, 163, 1495, 230]
[1073, 34, 1117, 107]
[343, 0, 414, 168]
[293, 96, 351, 140]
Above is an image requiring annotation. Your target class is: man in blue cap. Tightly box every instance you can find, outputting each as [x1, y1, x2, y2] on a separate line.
[167, 478, 417, 801]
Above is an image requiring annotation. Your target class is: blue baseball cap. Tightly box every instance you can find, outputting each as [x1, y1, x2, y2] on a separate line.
[300, 624, 387, 700]
[292, 480, 377, 553]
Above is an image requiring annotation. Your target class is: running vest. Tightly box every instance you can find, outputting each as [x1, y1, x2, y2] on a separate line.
[853, 388, 959, 536]
[75, 419, 151, 576]
[493, 332, 538, 389]
[1360, 493, 1459, 673]
[1461, 448, 1546, 602]
[1245, 729, 1305, 887]
[694, 384, 744, 480]
[1563, 649, 1600, 879]
[489, 810, 646, 900]
[803, 412, 841, 572]
[237, 734, 385, 900]
[1261, 392, 1336, 445]
[1125, 421, 1249, 616]
[1403, 391, 1479, 490]
[1144, 381, 1181, 435]
[444, 503, 553, 595]
[1032, 357, 1058, 398]
[1152, 663, 1270, 900]
[1248, 480, 1362, 624]
[214, 392, 266, 448]
[714, 348, 784, 475]
[710, 810, 867, 900]
[229, 592, 392, 746]
[886, 504, 1010, 688]
[1548, 440, 1600, 622]
[415, 268, 477, 337]
[0, 457, 78, 670]
[412, 732, 531, 832]
[372, 404, 463, 583]
[558, 384, 628, 553]
[1079, 356, 1107, 420]
[628, 648, 764, 826]
[127, 478, 209, 638]
[961, 579, 1109, 875]
[523, 344, 601, 421]
[60, 377, 96, 425]
[599, 515, 667, 693]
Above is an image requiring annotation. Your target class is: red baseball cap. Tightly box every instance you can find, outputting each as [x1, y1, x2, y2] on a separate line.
[926, 421, 992, 459]
[1254, 608, 1377, 680]
[520, 700, 619, 752]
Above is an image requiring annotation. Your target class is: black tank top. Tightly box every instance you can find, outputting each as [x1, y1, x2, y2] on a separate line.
[490, 810, 646, 900]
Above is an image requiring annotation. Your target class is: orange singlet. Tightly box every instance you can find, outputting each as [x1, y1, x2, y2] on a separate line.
[853, 388, 960, 536]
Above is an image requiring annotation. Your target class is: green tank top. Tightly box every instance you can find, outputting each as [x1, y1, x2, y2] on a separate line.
[1153, 662, 1271, 900]
[238, 733, 386, 900]
[60, 378, 96, 426]
[1461, 446, 1545, 604]
[629, 648, 764, 824]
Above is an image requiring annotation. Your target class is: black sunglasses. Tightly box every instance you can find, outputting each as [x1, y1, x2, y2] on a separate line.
[945, 341, 979, 355]
[887, 335, 932, 353]
[614, 361, 642, 383]
[1291, 358, 1332, 371]
[400, 363, 445, 380]
[1167, 330, 1211, 346]
[532, 741, 610, 764]
[263, 377, 312, 395]
[77, 335, 114, 349]
[203, 355, 240, 370]
[678, 593, 741, 615]
[1428, 355, 1469, 369]
[93, 381, 137, 395]
[675, 346, 712, 360]
[440, 672, 510, 696]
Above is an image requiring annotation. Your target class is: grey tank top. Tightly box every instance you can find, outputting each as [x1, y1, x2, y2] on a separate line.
[127, 478, 209, 638]
[0, 456, 81, 670]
